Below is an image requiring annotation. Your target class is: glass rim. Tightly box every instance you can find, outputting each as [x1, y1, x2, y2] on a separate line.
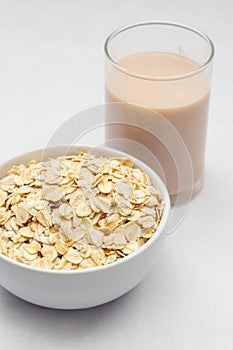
[104, 21, 215, 81]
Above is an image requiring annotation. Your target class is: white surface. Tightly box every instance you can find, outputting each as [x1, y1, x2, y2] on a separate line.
[0, 0, 232, 349]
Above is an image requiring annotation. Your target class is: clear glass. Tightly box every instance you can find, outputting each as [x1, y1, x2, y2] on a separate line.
[104, 22, 214, 204]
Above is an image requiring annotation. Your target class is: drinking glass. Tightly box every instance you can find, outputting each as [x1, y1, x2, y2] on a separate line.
[105, 22, 214, 204]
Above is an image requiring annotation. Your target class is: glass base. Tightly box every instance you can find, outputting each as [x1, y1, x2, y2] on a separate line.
[170, 179, 202, 206]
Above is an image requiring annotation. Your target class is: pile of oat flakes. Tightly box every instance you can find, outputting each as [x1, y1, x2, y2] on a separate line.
[0, 152, 163, 270]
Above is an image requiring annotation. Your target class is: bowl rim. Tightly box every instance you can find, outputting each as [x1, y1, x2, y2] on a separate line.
[0, 145, 170, 275]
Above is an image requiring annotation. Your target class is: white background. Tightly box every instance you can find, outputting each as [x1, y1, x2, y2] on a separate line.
[0, 1, 232, 349]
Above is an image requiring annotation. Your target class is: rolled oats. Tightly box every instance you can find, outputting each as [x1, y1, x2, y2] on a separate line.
[0, 189, 7, 207]
[0, 151, 164, 270]
[65, 247, 83, 264]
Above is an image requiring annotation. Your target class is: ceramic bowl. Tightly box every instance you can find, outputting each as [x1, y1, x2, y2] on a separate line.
[0, 145, 170, 309]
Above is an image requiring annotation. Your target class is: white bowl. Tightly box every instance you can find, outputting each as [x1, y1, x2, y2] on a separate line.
[0, 145, 170, 309]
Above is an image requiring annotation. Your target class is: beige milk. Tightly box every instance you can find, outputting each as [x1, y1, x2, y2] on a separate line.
[105, 52, 210, 199]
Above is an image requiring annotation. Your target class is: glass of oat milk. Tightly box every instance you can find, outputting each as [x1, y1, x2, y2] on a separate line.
[104, 22, 214, 204]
